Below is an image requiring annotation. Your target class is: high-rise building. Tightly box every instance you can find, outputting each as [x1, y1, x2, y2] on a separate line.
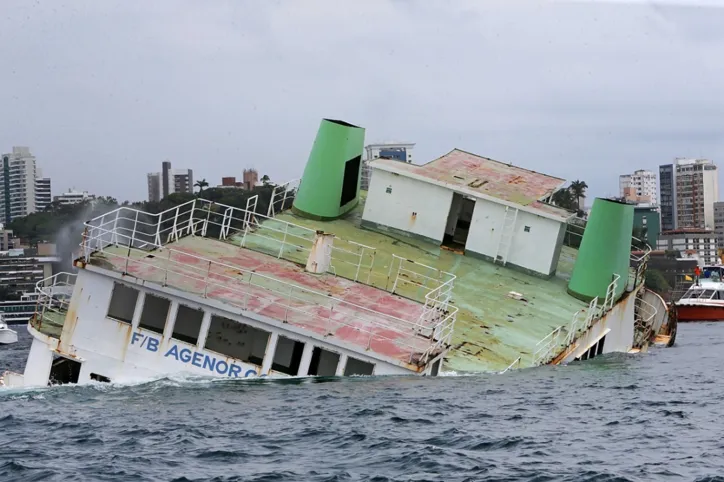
[361, 142, 415, 191]
[659, 164, 675, 232]
[714, 201, 724, 250]
[243, 169, 259, 190]
[147, 172, 161, 202]
[619, 169, 657, 205]
[35, 172, 52, 212]
[659, 158, 718, 231]
[147, 161, 194, 202]
[0, 147, 38, 224]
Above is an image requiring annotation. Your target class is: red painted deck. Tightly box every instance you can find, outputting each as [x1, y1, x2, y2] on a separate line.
[97, 237, 433, 367]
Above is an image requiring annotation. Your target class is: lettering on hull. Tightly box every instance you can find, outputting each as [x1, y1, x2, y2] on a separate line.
[130, 332, 260, 378]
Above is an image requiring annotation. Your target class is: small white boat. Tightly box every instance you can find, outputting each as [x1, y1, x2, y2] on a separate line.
[0, 316, 18, 345]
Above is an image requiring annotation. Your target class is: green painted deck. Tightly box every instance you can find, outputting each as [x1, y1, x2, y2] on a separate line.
[30, 309, 66, 339]
[233, 196, 587, 373]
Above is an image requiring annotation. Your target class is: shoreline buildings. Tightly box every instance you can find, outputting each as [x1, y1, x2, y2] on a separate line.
[0, 147, 52, 224]
[659, 158, 718, 231]
[147, 161, 194, 202]
[361, 142, 415, 191]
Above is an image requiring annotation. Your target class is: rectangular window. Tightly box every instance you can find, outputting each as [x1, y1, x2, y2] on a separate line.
[343, 357, 375, 376]
[272, 336, 305, 375]
[138, 294, 170, 335]
[107, 283, 139, 324]
[172, 304, 204, 345]
[204, 315, 270, 366]
[308, 347, 340, 376]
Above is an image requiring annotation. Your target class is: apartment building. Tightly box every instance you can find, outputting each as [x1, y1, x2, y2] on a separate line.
[659, 158, 718, 231]
[147, 161, 194, 202]
[619, 170, 657, 205]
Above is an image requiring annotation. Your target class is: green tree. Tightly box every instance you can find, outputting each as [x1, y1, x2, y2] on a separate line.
[194, 179, 209, 193]
[569, 180, 588, 213]
[645, 269, 670, 293]
[551, 188, 576, 210]
[261, 174, 271, 186]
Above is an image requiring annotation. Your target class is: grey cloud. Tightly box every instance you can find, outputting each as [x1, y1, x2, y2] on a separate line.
[0, 0, 722, 204]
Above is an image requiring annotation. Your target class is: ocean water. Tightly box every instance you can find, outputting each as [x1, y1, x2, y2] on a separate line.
[1, 325, 723, 482]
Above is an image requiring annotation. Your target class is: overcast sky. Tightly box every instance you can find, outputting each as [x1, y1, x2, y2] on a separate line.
[1, 0, 722, 203]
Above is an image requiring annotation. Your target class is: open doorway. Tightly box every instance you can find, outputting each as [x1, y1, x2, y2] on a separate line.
[442, 193, 476, 251]
[48, 354, 82, 385]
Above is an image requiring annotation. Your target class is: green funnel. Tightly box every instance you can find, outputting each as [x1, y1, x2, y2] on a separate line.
[567, 198, 634, 303]
[292, 119, 365, 220]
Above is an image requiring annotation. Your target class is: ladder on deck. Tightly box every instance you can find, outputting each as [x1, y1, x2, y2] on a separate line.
[494, 206, 518, 266]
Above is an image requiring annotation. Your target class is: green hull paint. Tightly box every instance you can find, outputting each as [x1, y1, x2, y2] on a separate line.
[292, 119, 365, 220]
[567, 198, 634, 302]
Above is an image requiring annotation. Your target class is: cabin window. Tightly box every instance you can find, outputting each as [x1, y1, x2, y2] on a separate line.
[138, 294, 170, 335]
[343, 357, 375, 376]
[172, 304, 204, 345]
[308, 347, 340, 376]
[340, 155, 361, 207]
[271, 336, 305, 375]
[107, 283, 139, 324]
[90, 373, 111, 383]
[204, 315, 270, 366]
[385, 186, 392, 194]
[524, 226, 531, 233]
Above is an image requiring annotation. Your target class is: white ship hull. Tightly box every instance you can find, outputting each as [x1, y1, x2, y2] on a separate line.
[3, 269, 444, 389]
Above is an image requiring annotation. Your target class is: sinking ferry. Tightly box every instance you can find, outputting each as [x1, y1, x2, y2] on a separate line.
[1, 119, 672, 387]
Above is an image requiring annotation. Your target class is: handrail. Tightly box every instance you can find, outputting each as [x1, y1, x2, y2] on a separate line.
[501, 357, 521, 374]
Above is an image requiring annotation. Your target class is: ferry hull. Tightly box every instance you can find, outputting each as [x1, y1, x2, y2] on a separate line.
[675, 304, 724, 322]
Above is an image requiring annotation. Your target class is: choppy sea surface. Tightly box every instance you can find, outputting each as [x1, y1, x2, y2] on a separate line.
[1, 324, 723, 482]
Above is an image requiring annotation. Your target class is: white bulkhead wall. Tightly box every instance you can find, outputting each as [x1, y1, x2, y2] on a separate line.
[362, 169, 453, 243]
[465, 198, 566, 276]
[54, 269, 412, 384]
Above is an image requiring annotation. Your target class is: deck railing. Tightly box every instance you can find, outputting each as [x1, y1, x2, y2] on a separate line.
[532, 273, 621, 366]
[31, 272, 76, 334]
[82, 199, 457, 366]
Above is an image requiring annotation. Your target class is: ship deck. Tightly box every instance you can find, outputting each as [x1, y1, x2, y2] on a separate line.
[249, 196, 588, 372]
[91, 237, 435, 367]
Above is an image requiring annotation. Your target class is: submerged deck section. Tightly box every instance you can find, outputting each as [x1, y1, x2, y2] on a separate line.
[91, 237, 438, 367]
[253, 199, 587, 372]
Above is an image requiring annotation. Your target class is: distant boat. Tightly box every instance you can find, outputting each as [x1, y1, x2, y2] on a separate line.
[675, 265, 724, 321]
[0, 316, 18, 345]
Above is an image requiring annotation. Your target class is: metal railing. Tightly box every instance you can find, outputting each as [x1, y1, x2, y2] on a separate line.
[532, 273, 621, 367]
[31, 272, 76, 334]
[82, 199, 458, 366]
[267, 179, 299, 217]
[501, 357, 521, 374]
[633, 296, 658, 347]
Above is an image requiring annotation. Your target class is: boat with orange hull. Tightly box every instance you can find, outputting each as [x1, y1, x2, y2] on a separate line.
[675, 266, 724, 322]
